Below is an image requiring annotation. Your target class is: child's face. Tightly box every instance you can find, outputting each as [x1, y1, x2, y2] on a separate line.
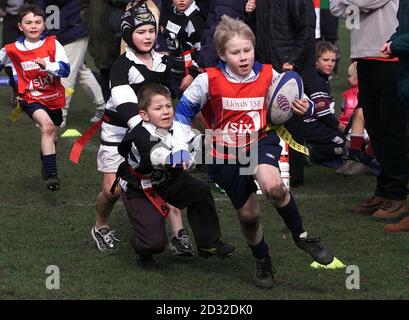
[173, 0, 193, 12]
[220, 36, 255, 77]
[132, 24, 156, 52]
[18, 12, 45, 42]
[316, 51, 336, 76]
[140, 94, 174, 129]
[348, 73, 358, 87]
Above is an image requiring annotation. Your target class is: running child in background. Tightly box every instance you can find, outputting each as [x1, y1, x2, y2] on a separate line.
[0, 4, 70, 191]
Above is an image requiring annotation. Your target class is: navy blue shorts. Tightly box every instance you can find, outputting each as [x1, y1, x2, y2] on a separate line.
[207, 131, 282, 210]
[19, 100, 63, 126]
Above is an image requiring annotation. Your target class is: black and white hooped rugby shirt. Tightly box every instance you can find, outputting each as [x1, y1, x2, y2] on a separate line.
[101, 47, 171, 147]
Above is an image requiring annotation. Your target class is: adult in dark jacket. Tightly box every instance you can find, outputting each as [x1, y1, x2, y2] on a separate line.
[250, 0, 316, 187]
[0, 0, 25, 104]
[383, 0, 409, 103]
[197, 0, 248, 68]
[37, 0, 88, 45]
[79, 0, 126, 102]
[381, 0, 409, 233]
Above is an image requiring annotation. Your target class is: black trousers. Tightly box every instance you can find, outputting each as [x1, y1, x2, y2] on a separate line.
[305, 121, 345, 163]
[357, 60, 409, 200]
[121, 172, 221, 256]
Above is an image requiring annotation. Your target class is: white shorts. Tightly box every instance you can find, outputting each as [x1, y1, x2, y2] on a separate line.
[97, 145, 124, 173]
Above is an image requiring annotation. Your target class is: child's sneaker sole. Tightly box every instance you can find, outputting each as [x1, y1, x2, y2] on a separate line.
[46, 175, 60, 191]
[91, 226, 119, 252]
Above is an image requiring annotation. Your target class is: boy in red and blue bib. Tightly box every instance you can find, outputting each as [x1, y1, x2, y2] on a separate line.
[0, 4, 70, 191]
[170, 16, 335, 288]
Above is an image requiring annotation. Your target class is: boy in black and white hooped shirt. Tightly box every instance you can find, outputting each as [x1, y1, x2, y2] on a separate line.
[163, 0, 205, 97]
[116, 83, 236, 266]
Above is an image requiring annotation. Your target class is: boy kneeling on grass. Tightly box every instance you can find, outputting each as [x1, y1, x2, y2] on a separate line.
[0, 4, 70, 191]
[116, 83, 236, 267]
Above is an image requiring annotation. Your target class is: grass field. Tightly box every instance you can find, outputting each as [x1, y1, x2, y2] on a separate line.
[1, 21, 408, 301]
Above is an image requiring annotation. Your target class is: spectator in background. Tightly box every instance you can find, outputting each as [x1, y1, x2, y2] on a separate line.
[381, 0, 409, 233]
[162, 0, 205, 98]
[315, 1, 340, 78]
[337, 62, 358, 130]
[336, 62, 377, 177]
[159, 0, 209, 52]
[79, 0, 126, 103]
[337, 107, 376, 177]
[331, 0, 409, 221]
[0, 0, 25, 105]
[304, 41, 345, 166]
[196, 0, 250, 68]
[160, 0, 210, 23]
[320, 9, 340, 78]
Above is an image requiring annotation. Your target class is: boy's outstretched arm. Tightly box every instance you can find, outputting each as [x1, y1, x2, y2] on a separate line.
[171, 73, 209, 169]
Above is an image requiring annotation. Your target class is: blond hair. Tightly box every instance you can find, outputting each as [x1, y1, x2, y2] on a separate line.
[348, 61, 358, 78]
[213, 15, 255, 55]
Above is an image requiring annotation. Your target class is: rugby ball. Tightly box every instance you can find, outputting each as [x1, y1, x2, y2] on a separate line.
[266, 71, 304, 125]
